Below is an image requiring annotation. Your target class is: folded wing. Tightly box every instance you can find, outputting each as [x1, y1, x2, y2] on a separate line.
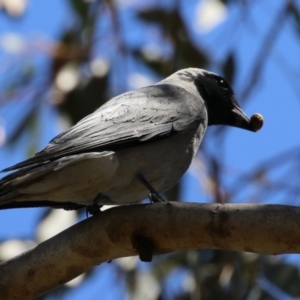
[3, 84, 206, 172]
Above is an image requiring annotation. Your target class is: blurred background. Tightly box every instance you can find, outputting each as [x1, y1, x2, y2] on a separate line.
[0, 0, 300, 299]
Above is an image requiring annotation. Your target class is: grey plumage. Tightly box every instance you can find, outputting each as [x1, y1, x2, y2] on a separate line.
[0, 68, 254, 210]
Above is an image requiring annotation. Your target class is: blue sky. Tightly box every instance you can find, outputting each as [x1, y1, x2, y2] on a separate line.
[0, 0, 300, 299]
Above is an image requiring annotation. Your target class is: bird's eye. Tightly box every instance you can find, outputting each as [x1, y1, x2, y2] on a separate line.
[216, 78, 229, 90]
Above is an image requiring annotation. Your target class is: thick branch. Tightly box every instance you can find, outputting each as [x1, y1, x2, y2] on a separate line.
[1, 202, 300, 299]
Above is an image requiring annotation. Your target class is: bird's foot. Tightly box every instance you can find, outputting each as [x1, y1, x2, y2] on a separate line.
[148, 191, 167, 203]
[86, 202, 102, 216]
[86, 193, 109, 217]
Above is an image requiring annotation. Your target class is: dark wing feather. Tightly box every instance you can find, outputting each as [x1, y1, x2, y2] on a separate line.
[3, 84, 206, 171]
[0, 200, 85, 210]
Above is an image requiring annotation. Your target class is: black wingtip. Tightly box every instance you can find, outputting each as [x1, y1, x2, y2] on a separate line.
[1, 166, 16, 173]
[1, 157, 42, 173]
[1, 161, 27, 172]
[0, 201, 87, 210]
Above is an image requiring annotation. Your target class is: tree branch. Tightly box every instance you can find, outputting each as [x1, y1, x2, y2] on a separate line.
[1, 202, 300, 299]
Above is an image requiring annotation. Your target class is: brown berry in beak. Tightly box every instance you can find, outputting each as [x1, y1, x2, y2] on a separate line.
[250, 113, 264, 132]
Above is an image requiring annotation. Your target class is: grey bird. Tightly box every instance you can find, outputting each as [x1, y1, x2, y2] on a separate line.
[0, 68, 255, 211]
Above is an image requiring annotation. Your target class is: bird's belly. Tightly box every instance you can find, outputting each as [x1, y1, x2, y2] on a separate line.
[108, 125, 204, 203]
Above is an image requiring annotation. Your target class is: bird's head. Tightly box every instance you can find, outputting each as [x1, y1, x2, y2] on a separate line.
[172, 68, 256, 132]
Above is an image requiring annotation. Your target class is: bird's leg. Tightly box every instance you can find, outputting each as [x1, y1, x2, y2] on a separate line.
[137, 173, 167, 203]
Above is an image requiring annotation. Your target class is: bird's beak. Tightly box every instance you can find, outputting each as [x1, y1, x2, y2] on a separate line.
[231, 105, 255, 132]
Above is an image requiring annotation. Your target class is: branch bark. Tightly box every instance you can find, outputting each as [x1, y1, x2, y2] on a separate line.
[1, 202, 300, 299]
